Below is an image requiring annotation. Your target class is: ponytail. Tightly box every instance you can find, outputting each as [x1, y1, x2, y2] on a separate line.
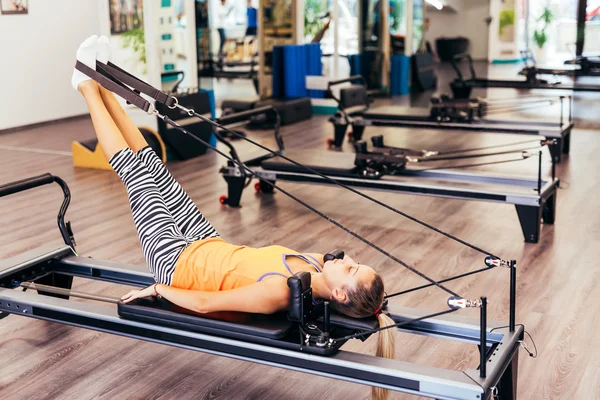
[326, 272, 394, 400]
[372, 313, 396, 400]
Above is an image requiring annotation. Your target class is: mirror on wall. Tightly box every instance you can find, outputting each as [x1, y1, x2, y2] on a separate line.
[196, 0, 259, 96]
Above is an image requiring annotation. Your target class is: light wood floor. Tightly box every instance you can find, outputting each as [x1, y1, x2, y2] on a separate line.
[1, 98, 599, 400]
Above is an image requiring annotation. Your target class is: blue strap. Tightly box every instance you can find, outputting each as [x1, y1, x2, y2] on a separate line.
[283, 254, 322, 273]
[257, 271, 288, 282]
[257, 254, 324, 305]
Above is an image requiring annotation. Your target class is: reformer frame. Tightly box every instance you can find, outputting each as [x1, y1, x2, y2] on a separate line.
[450, 53, 600, 98]
[0, 175, 524, 400]
[327, 76, 573, 163]
[220, 134, 559, 244]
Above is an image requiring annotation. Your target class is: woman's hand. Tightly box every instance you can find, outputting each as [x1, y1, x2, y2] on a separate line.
[121, 284, 157, 303]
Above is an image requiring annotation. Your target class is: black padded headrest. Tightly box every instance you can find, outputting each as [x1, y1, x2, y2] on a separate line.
[324, 249, 344, 262]
[287, 272, 312, 322]
[326, 312, 379, 331]
[339, 85, 368, 109]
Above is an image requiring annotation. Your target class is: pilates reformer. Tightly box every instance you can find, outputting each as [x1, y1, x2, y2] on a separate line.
[563, 55, 600, 76]
[0, 174, 526, 400]
[198, 56, 259, 94]
[219, 132, 558, 243]
[517, 50, 600, 79]
[0, 60, 539, 399]
[450, 53, 600, 99]
[327, 76, 573, 163]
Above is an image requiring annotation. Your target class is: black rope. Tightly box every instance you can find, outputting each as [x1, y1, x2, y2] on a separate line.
[414, 145, 544, 163]
[412, 155, 535, 172]
[333, 308, 459, 342]
[483, 102, 556, 117]
[185, 109, 500, 259]
[162, 116, 460, 297]
[435, 139, 542, 156]
[385, 267, 490, 299]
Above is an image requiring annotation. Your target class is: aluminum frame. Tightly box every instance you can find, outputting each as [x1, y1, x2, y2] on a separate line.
[0, 245, 523, 400]
[221, 156, 559, 243]
[332, 100, 573, 163]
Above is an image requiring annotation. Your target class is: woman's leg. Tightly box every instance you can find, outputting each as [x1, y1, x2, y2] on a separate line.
[79, 81, 187, 284]
[97, 85, 220, 242]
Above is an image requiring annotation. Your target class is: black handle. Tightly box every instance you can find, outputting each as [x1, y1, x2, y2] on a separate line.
[0, 174, 75, 248]
[451, 53, 476, 81]
[0, 173, 55, 198]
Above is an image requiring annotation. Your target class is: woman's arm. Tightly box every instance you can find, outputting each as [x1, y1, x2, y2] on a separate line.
[123, 278, 290, 315]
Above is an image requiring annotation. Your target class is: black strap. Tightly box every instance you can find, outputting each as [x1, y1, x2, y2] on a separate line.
[75, 61, 152, 113]
[100, 61, 176, 107]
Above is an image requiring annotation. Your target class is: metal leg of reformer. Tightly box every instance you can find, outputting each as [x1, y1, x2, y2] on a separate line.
[223, 174, 246, 208]
[350, 125, 366, 142]
[332, 123, 348, 148]
[515, 205, 542, 243]
[547, 138, 563, 163]
[496, 354, 519, 400]
[562, 130, 571, 154]
[542, 191, 557, 225]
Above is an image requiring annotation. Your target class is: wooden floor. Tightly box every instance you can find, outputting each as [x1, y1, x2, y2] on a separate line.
[1, 82, 600, 399]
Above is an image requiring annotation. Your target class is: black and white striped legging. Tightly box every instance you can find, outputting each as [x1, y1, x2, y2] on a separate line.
[109, 147, 219, 285]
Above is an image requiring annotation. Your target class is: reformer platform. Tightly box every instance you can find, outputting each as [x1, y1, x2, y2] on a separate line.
[450, 53, 600, 99]
[221, 147, 559, 243]
[0, 244, 523, 400]
[327, 78, 573, 163]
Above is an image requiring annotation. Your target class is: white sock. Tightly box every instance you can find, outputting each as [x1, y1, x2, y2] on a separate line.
[71, 35, 99, 91]
[97, 35, 112, 64]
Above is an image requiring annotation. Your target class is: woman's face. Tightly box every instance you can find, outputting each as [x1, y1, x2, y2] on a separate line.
[322, 254, 376, 301]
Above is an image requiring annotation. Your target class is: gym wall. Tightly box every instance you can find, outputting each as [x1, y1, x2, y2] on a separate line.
[0, 0, 101, 131]
[425, 0, 491, 61]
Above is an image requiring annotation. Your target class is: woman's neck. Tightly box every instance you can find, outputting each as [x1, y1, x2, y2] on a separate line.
[310, 272, 332, 300]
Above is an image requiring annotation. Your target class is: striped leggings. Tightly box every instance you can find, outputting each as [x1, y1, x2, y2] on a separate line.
[109, 147, 219, 285]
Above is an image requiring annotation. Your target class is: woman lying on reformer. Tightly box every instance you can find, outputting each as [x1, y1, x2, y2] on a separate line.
[73, 36, 395, 399]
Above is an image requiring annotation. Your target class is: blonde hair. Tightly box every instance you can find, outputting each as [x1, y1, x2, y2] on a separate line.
[329, 274, 396, 400]
[372, 313, 396, 400]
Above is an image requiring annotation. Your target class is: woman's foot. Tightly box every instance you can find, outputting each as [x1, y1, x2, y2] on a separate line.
[71, 35, 99, 91]
[97, 35, 112, 64]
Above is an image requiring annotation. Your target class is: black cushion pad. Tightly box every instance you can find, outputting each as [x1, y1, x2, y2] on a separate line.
[261, 150, 358, 177]
[364, 106, 431, 121]
[328, 313, 379, 331]
[118, 297, 379, 340]
[118, 297, 293, 339]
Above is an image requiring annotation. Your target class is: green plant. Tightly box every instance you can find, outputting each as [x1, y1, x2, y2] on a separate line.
[532, 7, 553, 49]
[499, 9, 515, 33]
[304, 0, 327, 38]
[121, 28, 146, 67]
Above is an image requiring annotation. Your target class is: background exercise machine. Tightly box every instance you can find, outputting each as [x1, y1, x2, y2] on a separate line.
[327, 76, 573, 163]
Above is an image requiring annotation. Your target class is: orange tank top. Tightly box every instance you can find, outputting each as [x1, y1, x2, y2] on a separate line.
[171, 237, 322, 291]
